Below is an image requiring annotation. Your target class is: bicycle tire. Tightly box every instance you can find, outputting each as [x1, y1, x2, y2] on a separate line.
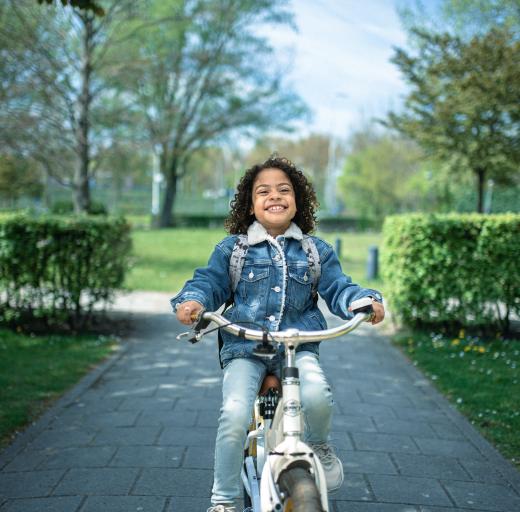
[278, 466, 325, 512]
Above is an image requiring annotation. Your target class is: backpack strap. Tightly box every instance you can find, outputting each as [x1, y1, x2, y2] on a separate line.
[229, 234, 249, 294]
[301, 235, 321, 299]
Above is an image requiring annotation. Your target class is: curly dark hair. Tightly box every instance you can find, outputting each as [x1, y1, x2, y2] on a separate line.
[225, 155, 319, 235]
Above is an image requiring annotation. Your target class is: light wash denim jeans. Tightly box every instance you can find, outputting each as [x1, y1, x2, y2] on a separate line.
[211, 351, 333, 505]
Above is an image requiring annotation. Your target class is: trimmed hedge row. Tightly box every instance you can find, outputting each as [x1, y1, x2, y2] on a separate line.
[0, 215, 132, 329]
[382, 213, 520, 332]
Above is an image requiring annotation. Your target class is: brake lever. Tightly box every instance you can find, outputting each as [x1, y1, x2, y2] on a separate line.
[176, 309, 210, 343]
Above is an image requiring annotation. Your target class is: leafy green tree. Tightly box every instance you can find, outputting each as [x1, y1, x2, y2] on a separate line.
[398, 0, 520, 40]
[0, 0, 140, 213]
[338, 129, 424, 222]
[0, 155, 43, 203]
[111, 0, 308, 227]
[387, 27, 520, 212]
[36, 0, 104, 16]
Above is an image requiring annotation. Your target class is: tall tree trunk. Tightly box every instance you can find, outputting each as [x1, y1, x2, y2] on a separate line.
[74, 15, 93, 214]
[476, 167, 485, 213]
[158, 155, 178, 228]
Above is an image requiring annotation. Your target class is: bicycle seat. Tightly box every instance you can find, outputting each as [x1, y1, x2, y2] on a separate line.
[259, 373, 281, 395]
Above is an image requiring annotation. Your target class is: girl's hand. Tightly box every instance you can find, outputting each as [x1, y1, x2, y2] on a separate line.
[176, 301, 204, 325]
[349, 298, 385, 325]
[370, 300, 385, 325]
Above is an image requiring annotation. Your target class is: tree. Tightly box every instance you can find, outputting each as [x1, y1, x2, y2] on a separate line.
[36, 0, 105, 16]
[387, 27, 520, 212]
[0, 155, 43, 203]
[0, 0, 140, 213]
[398, 0, 520, 41]
[111, 0, 308, 227]
[338, 128, 424, 222]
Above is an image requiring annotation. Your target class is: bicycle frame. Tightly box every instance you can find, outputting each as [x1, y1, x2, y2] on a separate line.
[177, 297, 373, 512]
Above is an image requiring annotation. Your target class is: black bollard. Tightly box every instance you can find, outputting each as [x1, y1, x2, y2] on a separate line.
[367, 245, 379, 280]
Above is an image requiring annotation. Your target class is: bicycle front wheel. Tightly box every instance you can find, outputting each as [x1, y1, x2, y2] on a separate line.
[278, 466, 325, 512]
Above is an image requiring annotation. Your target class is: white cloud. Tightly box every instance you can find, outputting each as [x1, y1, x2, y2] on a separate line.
[262, 0, 410, 137]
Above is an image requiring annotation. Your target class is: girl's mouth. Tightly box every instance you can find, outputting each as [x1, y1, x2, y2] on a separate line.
[266, 205, 286, 212]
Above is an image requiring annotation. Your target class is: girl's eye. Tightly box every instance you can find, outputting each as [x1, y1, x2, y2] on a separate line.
[258, 190, 268, 195]
[280, 188, 291, 193]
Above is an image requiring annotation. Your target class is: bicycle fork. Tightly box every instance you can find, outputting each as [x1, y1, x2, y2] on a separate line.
[259, 345, 329, 512]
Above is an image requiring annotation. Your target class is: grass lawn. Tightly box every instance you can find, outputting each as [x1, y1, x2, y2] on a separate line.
[394, 330, 520, 468]
[126, 227, 383, 294]
[0, 329, 115, 449]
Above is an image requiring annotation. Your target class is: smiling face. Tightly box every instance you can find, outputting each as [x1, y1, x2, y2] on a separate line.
[251, 167, 297, 237]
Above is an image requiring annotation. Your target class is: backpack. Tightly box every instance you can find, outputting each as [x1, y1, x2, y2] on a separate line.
[217, 234, 321, 368]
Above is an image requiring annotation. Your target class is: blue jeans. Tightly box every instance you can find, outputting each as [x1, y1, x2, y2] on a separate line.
[211, 351, 333, 504]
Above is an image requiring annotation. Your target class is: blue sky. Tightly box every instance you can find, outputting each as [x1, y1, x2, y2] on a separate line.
[264, 0, 412, 138]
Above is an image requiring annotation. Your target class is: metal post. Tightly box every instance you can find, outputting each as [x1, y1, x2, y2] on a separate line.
[367, 246, 379, 280]
[335, 238, 342, 258]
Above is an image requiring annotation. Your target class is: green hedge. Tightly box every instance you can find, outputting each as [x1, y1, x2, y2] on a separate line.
[382, 213, 520, 332]
[0, 215, 132, 329]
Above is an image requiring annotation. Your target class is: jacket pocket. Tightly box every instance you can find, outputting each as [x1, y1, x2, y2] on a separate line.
[237, 264, 270, 306]
[287, 264, 313, 309]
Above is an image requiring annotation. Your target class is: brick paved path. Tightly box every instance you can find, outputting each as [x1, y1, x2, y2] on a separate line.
[1, 303, 519, 511]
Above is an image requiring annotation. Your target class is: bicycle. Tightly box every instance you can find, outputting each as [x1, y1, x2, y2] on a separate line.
[177, 296, 374, 512]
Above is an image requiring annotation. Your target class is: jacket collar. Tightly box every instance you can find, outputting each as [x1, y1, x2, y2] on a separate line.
[247, 221, 303, 246]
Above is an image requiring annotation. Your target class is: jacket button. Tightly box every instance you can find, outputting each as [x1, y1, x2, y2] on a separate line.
[248, 271, 254, 279]
[273, 286, 281, 292]
[268, 315, 275, 322]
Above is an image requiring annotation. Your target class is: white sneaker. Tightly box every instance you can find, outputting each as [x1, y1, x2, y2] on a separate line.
[206, 503, 237, 512]
[206, 505, 236, 512]
[310, 442, 344, 492]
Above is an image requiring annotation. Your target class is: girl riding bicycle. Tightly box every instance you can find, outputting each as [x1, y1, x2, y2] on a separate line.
[171, 155, 385, 512]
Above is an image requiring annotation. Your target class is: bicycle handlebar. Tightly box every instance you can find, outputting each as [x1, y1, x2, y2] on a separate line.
[176, 296, 374, 346]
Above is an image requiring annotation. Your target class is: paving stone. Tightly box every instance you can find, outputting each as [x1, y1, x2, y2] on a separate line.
[395, 407, 448, 422]
[81, 495, 167, 512]
[329, 432, 354, 451]
[414, 438, 483, 460]
[29, 429, 96, 450]
[374, 418, 436, 438]
[391, 453, 469, 480]
[359, 391, 414, 408]
[38, 446, 116, 469]
[110, 446, 183, 468]
[368, 475, 452, 507]
[135, 409, 197, 427]
[442, 480, 520, 511]
[53, 467, 138, 495]
[332, 415, 378, 433]
[183, 446, 214, 469]
[458, 459, 506, 484]
[0, 470, 65, 498]
[158, 427, 216, 447]
[337, 402, 397, 419]
[51, 411, 139, 429]
[331, 473, 373, 501]
[338, 449, 397, 475]
[117, 397, 175, 412]
[0, 496, 83, 512]
[63, 397, 124, 413]
[334, 502, 419, 512]
[420, 507, 484, 512]
[351, 432, 419, 454]
[165, 496, 209, 511]
[133, 468, 213, 497]
[196, 409, 220, 427]
[173, 397, 220, 412]
[429, 421, 466, 440]
[3, 450, 48, 472]
[91, 427, 161, 446]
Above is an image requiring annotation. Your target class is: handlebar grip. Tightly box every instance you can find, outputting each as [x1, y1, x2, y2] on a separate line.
[350, 297, 374, 315]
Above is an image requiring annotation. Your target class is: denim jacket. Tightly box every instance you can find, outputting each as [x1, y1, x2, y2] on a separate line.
[170, 221, 383, 367]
